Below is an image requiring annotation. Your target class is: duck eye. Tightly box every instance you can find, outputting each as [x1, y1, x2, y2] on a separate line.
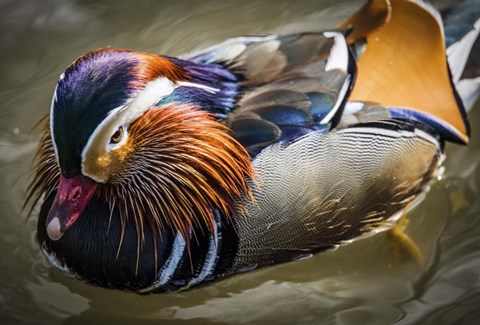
[110, 127, 124, 144]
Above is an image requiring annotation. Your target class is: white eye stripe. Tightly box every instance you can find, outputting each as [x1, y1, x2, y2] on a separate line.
[120, 77, 178, 121]
[81, 76, 177, 171]
[80, 76, 217, 181]
[82, 77, 219, 157]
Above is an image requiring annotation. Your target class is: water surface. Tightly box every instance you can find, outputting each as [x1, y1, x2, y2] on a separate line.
[1, 1, 480, 324]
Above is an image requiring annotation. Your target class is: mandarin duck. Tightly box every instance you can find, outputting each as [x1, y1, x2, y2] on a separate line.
[27, 0, 479, 293]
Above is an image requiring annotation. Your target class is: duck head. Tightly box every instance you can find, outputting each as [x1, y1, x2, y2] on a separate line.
[38, 48, 253, 247]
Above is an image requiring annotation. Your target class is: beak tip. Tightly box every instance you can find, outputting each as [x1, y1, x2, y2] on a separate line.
[46, 217, 64, 241]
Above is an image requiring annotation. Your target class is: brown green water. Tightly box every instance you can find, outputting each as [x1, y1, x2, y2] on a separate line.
[1, 1, 480, 324]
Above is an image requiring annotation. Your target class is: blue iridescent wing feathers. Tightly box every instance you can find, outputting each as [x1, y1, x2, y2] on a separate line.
[185, 32, 356, 156]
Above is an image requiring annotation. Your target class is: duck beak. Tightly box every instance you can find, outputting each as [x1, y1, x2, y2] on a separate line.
[46, 175, 97, 241]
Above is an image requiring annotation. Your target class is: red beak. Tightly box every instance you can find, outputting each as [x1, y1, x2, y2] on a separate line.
[46, 175, 98, 241]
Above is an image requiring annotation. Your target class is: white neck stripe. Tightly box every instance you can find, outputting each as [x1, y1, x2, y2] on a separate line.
[185, 218, 219, 289]
[138, 231, 186, 293]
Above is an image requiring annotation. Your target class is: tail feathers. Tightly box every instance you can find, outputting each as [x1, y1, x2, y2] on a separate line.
[441, 0, 480, 48]
[457, 77, 480, 113]
[447, 18, 480, 84]
[338, 0, 470, 144]
[447, 17, 480, 113]
[438, 0, 480, 112]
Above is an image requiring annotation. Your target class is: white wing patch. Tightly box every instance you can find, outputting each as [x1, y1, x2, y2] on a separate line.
[323, 31, 349, 72]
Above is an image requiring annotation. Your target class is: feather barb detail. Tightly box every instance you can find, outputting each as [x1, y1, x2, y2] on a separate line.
[99, 103, 255, 242]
